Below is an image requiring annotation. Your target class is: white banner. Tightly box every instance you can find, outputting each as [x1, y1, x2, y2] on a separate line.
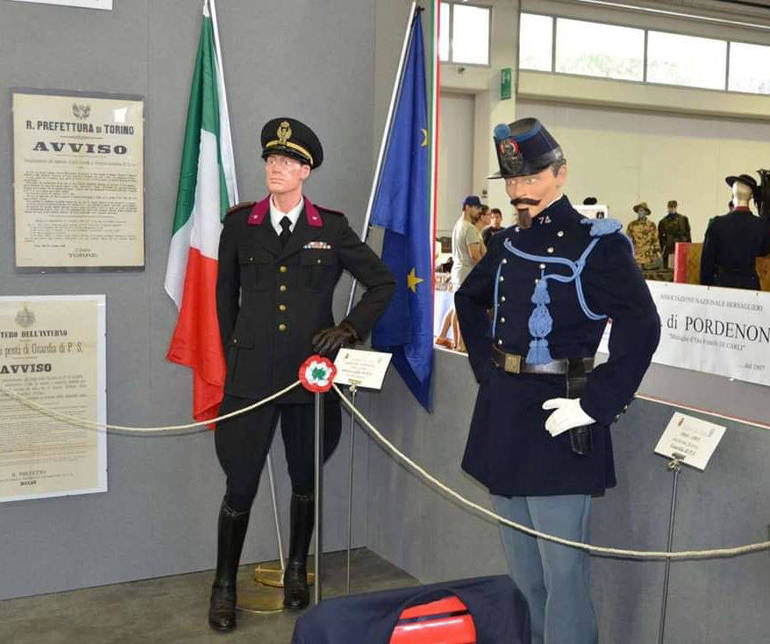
[601, 281, 770, 387]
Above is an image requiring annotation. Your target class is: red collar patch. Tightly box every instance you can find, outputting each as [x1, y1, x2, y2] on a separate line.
[247, 196, 323, 228]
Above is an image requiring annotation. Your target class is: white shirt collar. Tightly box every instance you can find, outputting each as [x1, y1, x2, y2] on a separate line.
[269, 195, 304, 235]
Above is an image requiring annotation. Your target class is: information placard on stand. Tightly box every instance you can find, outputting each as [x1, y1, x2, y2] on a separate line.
[334, 348, 392, 390]
[654, 411, 726, 471]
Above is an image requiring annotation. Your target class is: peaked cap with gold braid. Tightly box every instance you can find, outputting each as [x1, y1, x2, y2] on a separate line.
[260, 117, 323, 169]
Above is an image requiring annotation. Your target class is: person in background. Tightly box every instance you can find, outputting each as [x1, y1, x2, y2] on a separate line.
[436, 196, 484, 351]
[482, 208, 505, 246]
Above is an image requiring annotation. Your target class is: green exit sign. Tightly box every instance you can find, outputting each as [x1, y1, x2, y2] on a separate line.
[501, 68, 512, 100]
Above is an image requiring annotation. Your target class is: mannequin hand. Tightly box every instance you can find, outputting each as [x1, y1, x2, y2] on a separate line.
[311, 321, 359, 356]
[542, 398, 595, 437]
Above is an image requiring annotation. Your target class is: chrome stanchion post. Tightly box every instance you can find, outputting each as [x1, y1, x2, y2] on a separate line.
[346, 382, 360, 595]
[314, 391, 325, 605]
[658, 452, 684, 644]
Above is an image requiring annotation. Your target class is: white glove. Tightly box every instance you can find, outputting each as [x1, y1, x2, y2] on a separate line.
[542, 398, 595, 437]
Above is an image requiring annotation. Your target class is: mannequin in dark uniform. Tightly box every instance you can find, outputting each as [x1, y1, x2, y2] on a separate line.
[658, 200, 691, 268]
[209, 118, 395, 631]
[455, 118, 660, 644]
[700, 174, 770, 290]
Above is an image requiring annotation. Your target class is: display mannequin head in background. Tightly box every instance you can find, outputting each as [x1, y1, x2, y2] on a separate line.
[726, 174, 758, 209]
[667, 200, 677, 215]
[632, 202, 651, 219]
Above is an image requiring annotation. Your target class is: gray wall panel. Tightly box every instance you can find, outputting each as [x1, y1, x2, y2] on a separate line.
[0, 0, 375, 600]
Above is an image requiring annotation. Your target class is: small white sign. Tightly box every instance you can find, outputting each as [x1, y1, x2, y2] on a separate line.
[11, 0, 112, 8]
[334, 349, 392, 390]
[654, 412, 726, 471]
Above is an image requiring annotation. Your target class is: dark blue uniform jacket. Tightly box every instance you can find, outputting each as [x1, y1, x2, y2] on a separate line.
[456, 196, 660, 497]
[700, 208, 770, 290]
[291, 575, 530, 644]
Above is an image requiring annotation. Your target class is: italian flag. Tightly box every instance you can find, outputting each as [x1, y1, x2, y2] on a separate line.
[164, 0, 238, 424]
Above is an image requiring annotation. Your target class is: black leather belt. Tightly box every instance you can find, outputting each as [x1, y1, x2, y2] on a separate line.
[491, 346, 594, 375]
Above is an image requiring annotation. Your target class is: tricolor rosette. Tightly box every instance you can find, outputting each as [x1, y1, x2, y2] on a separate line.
[298, 355, 337, 393]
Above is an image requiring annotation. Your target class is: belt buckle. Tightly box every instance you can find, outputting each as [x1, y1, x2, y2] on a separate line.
[504, 353, 521, 374]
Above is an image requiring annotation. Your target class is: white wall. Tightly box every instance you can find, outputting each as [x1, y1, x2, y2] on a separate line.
[437, 92, 475, 237]
[517, 98, 770, 241]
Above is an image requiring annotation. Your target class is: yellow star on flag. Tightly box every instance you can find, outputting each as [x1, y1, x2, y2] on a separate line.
[407, 267, 424, 293]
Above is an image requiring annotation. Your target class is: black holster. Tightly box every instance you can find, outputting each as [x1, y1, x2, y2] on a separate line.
[567, 358, 592, 456]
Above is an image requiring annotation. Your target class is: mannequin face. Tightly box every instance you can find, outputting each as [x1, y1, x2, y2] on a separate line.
[732, 181, 752, 206]
[505, 163, 567, 219]
[667, 206, 676, 214]
[265, 153, 310, 196]
[636, 207, 650, 219]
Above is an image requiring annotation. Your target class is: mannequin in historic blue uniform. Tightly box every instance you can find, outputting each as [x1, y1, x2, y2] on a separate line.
[455, 118, 660, 644]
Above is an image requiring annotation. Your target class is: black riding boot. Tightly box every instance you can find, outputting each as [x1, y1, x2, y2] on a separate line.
[208, 500, 250, 632]
[283, 492, 314, 609]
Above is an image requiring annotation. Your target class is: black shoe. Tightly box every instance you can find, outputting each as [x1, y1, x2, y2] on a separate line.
[208, 500, 250, 631]
[209, 583, 237, 631]
[283, 560, 310, 609]
[283, 492, 315, 610]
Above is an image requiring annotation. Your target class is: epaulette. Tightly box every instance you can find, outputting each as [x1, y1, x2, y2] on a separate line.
[580, 217, 623, 237]
[226, 201, 256, 215]
[316, 205, 345, 216]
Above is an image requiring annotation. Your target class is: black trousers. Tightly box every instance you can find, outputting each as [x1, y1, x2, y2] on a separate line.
[215, 393, 342, 512]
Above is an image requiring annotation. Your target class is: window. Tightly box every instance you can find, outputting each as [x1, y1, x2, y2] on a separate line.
[438, 2, 491, 66]
[555, 18, 644, 81]
[647, 31, 727, 90]
[519, 13, 553, 72]
[729, 41, 770, 95]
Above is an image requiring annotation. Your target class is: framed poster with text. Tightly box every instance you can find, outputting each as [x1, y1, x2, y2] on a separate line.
[12, 89, 144, 270]
[0, 295, 107, 503]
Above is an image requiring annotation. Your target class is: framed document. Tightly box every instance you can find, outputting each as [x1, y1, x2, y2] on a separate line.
[12, 89, 144, 270]
[9, 1, 113, 10]
[0, 295, 107, 503]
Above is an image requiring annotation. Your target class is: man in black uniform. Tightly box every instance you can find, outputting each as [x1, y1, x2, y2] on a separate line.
[209, 117, 395, 631]
[456, 118, 660, 644]
[700, 174, 770, 290]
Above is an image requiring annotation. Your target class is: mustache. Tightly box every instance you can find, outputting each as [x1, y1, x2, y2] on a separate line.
[511, 198, 540, 208]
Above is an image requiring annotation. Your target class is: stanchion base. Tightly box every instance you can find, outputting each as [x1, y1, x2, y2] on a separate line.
[253, 559, 315, 589]
[236, 578, 285, 614]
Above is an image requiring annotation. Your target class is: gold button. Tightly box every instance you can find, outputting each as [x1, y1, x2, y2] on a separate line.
[279, 285, 287, 292]
[280, 265, 288, 273]
[498, 339, 503, 345]
[539, 263, 546, 269]
[535, 278, 540, 284]
[500, 317, 506, 323]
[233, 338, 238, 344]
[500, 296, 506, 302]
[249, 256, 254, 262]
[279, 304, 287, 312]
[557, 231, 564, 237]
[278, 324, 287, 332]
[499, 276, 504, 282]
[502, 258, 507, 264]
[547, 247, 554, 254]
[317, 259, 322, 264]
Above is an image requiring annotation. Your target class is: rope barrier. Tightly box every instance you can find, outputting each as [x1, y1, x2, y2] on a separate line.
[1, 376, 768, 560]
[332, 384, 770, 561]
[0, 380, 301, 435]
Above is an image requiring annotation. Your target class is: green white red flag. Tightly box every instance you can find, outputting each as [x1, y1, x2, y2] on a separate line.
[164, 0, 238, 423]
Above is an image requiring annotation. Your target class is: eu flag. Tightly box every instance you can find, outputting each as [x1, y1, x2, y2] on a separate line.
[371, 12, 433, 411]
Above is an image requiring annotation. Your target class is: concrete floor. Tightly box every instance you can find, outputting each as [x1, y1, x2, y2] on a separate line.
[0, 548, 418, 644]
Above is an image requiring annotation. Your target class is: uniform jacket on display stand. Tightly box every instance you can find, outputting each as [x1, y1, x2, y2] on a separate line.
[456, 195, 661, 497]
[216, 195, 396, 404]
[700, 207, 770, 290]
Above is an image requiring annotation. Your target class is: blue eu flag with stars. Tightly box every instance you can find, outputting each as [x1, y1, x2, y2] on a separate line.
[371, 11, 433, 411]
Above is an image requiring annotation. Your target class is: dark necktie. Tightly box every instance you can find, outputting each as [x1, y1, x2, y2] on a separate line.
[279, 216, 292, 247]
